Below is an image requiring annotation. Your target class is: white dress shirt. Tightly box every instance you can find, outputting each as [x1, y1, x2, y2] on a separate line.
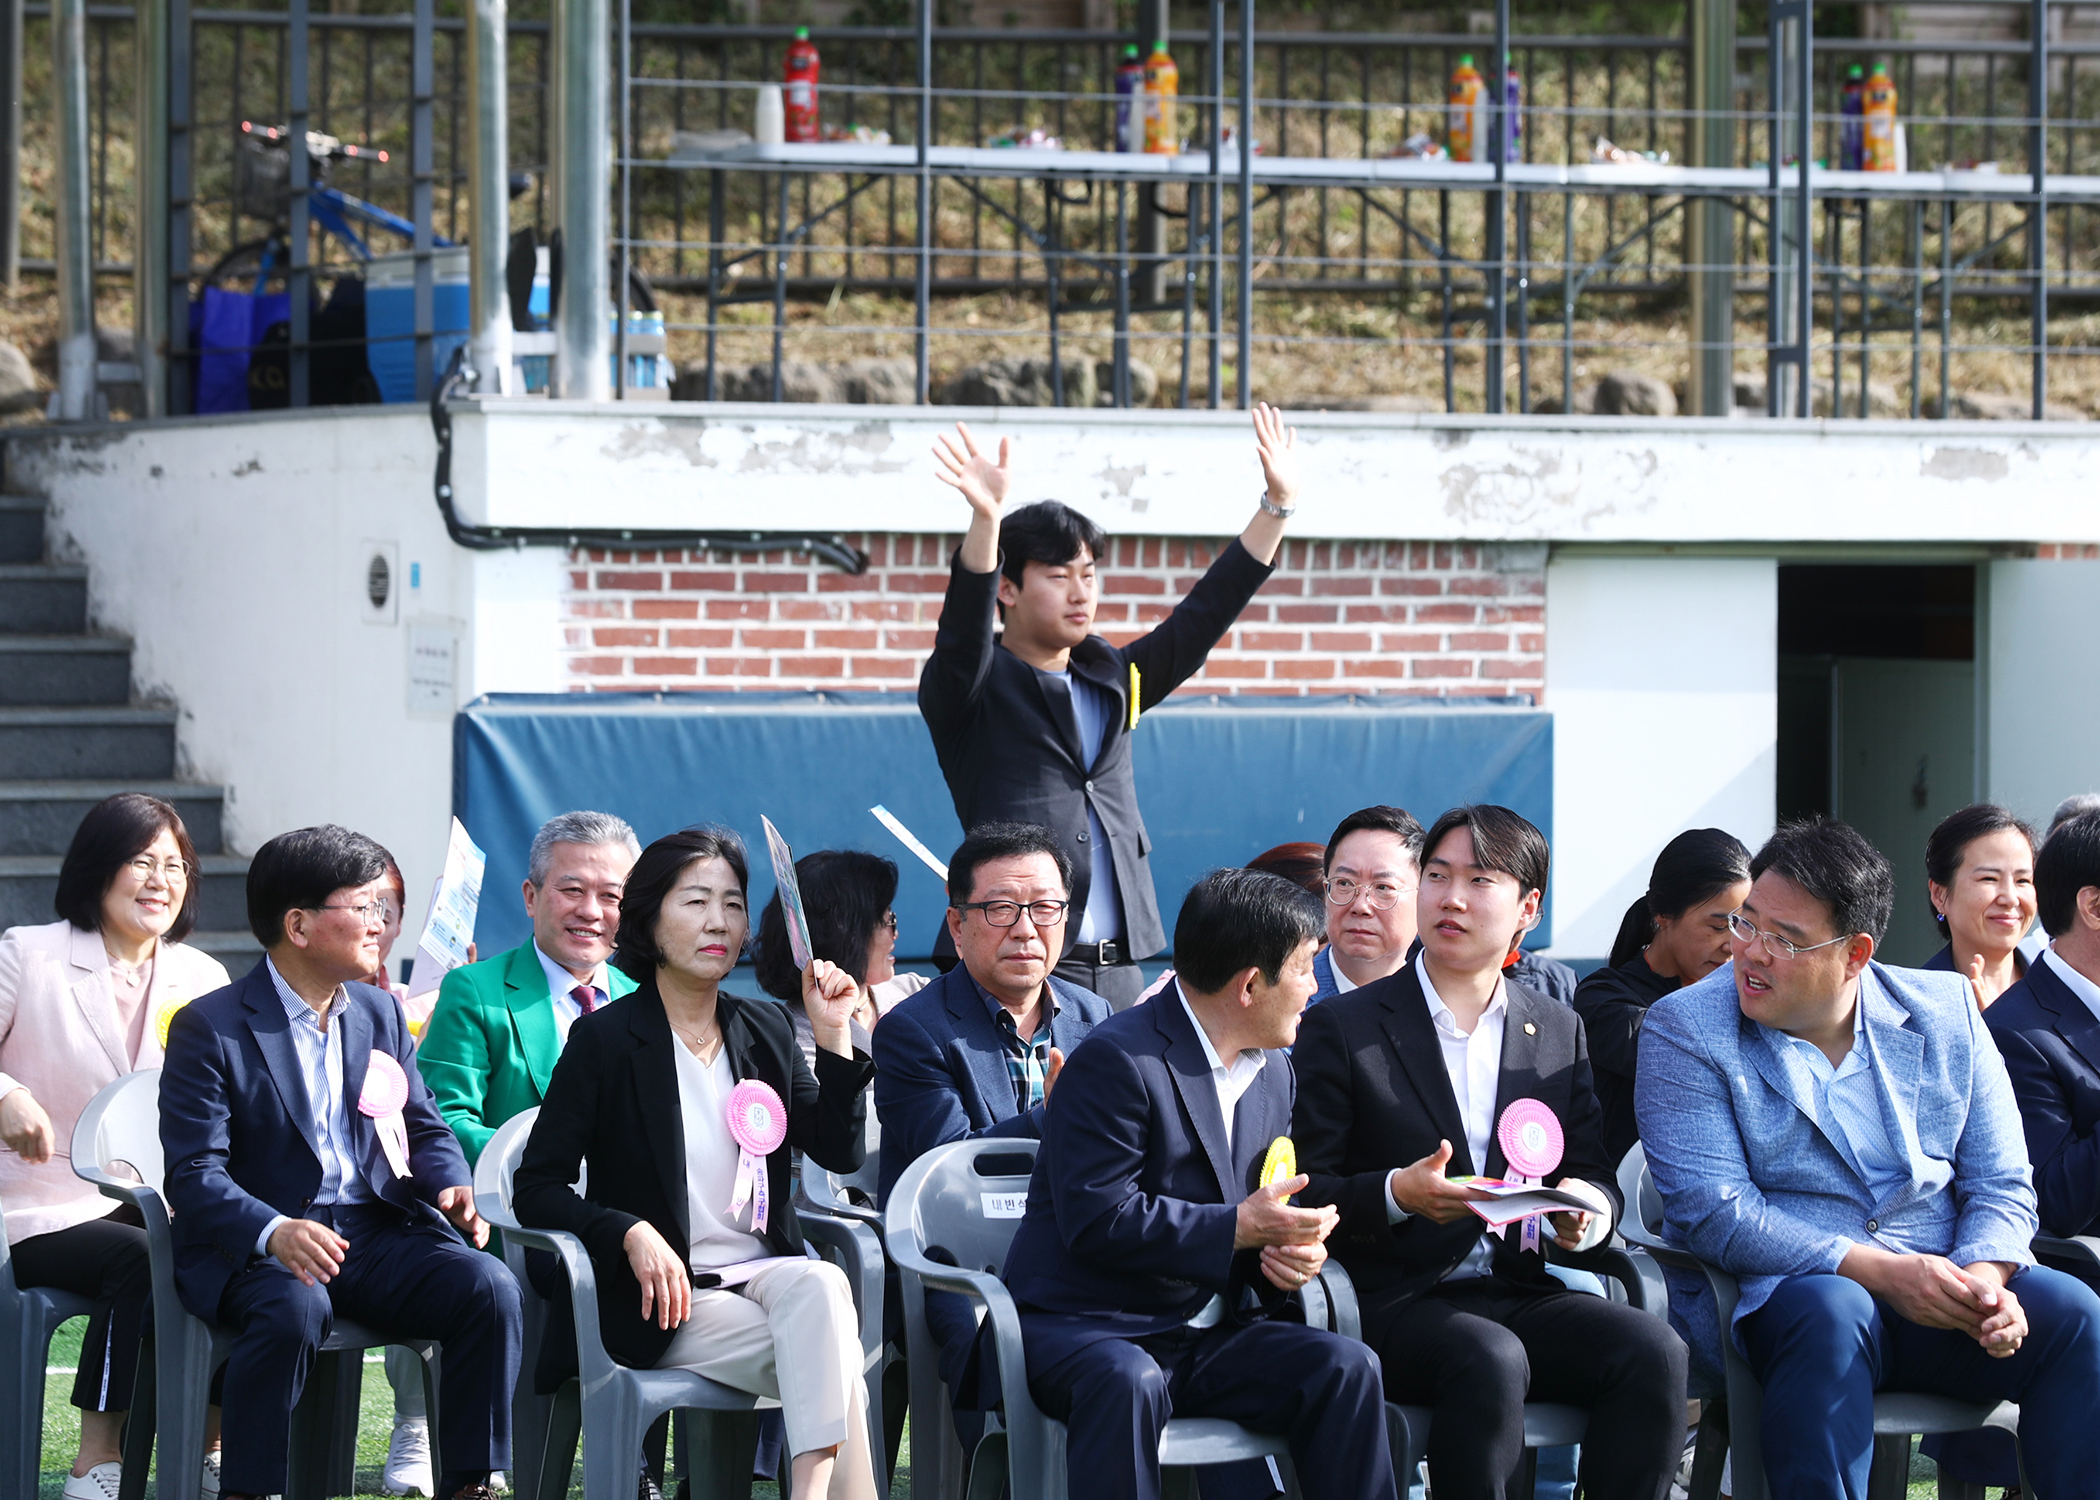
[1767, 996, 1909, 1203]
[1328, 955, 1361, 996]
[2044, 945, 2100, 1024]
[1384, 963, 1611, 1276]
[1176, 986, 1268, 1326]
[254, 958, 379, 1256]
[535, 942, 611, 1050]
[672, 1042, 773, 1271]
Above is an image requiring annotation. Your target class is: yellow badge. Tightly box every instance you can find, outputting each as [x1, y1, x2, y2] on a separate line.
[155, 998, 189, 1049]
[1261, 1136, 1298, 1199]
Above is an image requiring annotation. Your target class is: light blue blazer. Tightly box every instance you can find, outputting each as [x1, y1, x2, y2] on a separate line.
[1635, 960, 2037, 1366]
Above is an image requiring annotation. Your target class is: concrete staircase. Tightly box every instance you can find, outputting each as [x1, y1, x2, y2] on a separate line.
[0, 486, 258, 970]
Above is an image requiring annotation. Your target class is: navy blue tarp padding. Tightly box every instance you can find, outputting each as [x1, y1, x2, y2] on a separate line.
[452, 692, 1554, 963]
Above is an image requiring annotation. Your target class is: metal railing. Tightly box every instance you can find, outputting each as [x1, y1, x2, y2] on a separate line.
[8, 0, 2096, 418]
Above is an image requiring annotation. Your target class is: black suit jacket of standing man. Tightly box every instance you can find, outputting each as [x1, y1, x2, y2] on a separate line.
[917, 538, 1273, 966]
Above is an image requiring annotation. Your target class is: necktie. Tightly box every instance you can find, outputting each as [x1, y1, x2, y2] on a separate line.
[572, 983, 599, 1015]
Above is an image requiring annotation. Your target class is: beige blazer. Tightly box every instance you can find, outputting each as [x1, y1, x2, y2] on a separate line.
[0, 919, 231, 1245]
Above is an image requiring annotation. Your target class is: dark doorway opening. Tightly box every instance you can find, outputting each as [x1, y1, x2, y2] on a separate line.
[1775, 564, 1978, 964]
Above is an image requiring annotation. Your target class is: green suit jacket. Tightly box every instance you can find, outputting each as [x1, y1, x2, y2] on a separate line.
[418, 941, 640, 1165]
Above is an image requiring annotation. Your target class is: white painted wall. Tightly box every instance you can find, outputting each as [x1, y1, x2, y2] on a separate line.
[14, 411, 564, 902]
[452, 398, 2100, 547]
[1985, 557, 2100, 827]
[1544, 556, 1778, 958]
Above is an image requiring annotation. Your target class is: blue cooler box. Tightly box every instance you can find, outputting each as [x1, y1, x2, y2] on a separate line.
[365, 247, 470, 402]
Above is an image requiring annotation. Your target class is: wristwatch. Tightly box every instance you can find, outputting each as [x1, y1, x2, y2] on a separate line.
[1258, 490, 1295, 519]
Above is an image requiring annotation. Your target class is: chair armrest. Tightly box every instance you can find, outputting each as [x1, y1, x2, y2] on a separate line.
[796, 1174, 885, 1236]
[1556, 1242, 1670, 1315]
[1309, 1259, 1362, 1340]
[499, 1221, 618, 1388]
[2034, 1234, 2100, 1271]
[799, 1209, 887, 1360]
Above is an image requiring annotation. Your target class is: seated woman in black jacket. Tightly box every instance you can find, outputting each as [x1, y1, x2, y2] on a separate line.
[1570, 827, 1749, 1167]
[514, 823, 878, 1500]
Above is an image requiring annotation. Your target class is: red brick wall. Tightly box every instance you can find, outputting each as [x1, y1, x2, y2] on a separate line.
[562, 534, 1547, 698]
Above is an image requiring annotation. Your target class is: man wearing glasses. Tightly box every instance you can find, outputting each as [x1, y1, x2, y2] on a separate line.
[1310, 805, 1425, 1003]
[871, 824, 1114, 1414]
[159, 825, 523, 1500]
[1636, 817, 2100, 1500]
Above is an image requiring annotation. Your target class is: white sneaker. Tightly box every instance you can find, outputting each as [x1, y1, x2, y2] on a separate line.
[490, 1473, 511, 1494]
[201, 1450, 222, 1499]
[383, 1417, 435, 1497]
[61, 1464, 124, 1500]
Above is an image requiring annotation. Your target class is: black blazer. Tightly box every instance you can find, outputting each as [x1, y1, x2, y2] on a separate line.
[1570, 954, 1678, 1167]
[1290, 965, 1620, 1343]
[1983, 953, 2100, 1237]
[512, 978, 873, 1380]
[916, 539, 1272, 962]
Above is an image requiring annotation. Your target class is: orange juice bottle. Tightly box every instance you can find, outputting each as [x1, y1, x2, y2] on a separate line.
[1142, 40, 1179, 154]
[1448, 55, 1484, 163]
[1863, 62, 1898, 171]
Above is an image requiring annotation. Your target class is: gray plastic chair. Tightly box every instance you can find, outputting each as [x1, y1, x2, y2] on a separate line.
[474, 1109, 562, 1500]
[70, 1068, 444, 1500]
[479, 1105, 887, 1500]
[885, 1138, 1298, 1500]
[795, 1132, 907, 1480]
[1617, 1142, 2026, 1500]
[0, 1181, 140, 1499]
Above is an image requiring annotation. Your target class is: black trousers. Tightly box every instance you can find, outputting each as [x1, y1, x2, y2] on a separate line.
[1052, 955, 1145, 1011]
[1371, 1277, 1688, 1500]
[1028, 1318, 1397, 1500]
[212, 1202, 522, 1496]
[12, 1201, 151, 1412]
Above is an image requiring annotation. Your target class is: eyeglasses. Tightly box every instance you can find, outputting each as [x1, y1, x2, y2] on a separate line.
[878, 911, 899, 933]
[1324, 876, 1413, 911]
[125, 856, 191, 882]
[1725, 910, 1851, 962]
[313, 901, 391, 926]
[952, 899, 1071, 929]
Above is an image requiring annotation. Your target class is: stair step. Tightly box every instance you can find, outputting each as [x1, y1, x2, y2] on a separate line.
[0, 705, 178, 780]
[0, 563, 88, 634]
[0, 851, 250, 934]
[0, 634, 133, 706]
[0, 780, 227, 856]
[0, 496, 41, 564]
[185, 929, 265, 970]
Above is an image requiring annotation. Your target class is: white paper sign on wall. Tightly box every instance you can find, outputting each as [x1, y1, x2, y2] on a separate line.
[407, 621, 460, 719]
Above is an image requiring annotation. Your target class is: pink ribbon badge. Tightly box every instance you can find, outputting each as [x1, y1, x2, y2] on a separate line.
[358, 1050, 413, 1179]
[1496, 1098, 1564, 1254]
[725, 1080, 788, 1232]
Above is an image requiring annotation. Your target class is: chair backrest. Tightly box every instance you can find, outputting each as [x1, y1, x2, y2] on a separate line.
[71, 1069, 165, 1196]
[473, 1106, 541, 1232]
[887, 1137, 1039, 1277]
[1616, 1141, 1667, 1240]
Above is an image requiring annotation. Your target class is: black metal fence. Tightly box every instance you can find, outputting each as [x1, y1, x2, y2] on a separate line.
[7, 0, 2097, 417]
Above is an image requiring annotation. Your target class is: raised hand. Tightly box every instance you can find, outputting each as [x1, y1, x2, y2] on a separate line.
[803, 957, 861, 1057]
[1251, 401, 1301, 511]
[932, 421, 1015, 521]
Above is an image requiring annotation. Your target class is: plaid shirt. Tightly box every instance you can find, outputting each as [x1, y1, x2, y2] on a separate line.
[977, 978, 1058, 1112]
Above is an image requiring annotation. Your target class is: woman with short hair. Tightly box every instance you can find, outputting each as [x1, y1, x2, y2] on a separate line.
[514, 824, 879, 1500]
[0, 793, 230, 1499]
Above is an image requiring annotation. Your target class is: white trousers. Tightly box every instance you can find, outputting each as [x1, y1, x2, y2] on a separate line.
[656, 1257, 878, 1500]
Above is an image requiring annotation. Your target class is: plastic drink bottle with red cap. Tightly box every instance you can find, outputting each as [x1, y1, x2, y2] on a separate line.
[784, 27, 820, 143]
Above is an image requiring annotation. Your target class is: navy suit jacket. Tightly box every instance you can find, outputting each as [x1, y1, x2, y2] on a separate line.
[999, 984, 1294, 1367]
[1984, 950, 2100, 1237]
[872, 965, 1112, 1207]
[160, 959, 469, 1319]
